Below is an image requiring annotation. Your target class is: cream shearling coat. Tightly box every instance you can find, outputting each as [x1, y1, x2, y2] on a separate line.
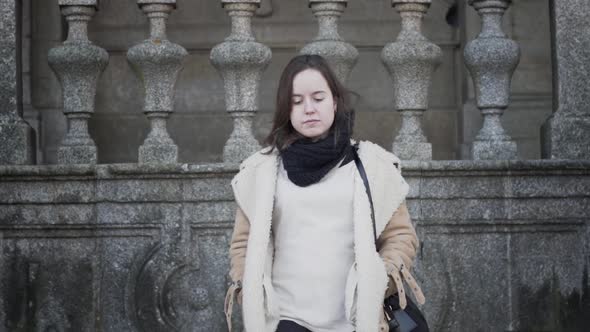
[225, 141, 425, 332]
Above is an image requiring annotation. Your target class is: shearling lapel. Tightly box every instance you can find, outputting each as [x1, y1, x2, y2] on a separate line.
[353, 141, 409, 331]
[352, 154, 389, 331]
[357, 141, 409, 236]
[231, 151, 279, 332]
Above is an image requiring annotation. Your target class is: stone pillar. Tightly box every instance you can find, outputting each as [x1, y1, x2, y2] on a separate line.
[541, 0, 590, 159]
[210, 0, 271, 164]
[464, 0, 519, 160]
[0, 0, 34, 165]
[381, 0, 442, 160]
[300, 0, 358, 84]
[47, 0, 108, 165]
[128, 0, 187, 164]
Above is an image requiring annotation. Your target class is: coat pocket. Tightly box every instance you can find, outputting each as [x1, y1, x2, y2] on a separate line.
[344, 262, 358, 323]
[262, 274, 279, 318]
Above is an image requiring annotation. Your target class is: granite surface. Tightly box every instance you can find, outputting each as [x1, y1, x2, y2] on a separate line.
[128, 2, 186, 164]
[48, 5, 108, 164]
[300, 0, 358, 84]
[382, 1, 441, 160]
[541, 0, 590, 159]
[0, 0, 33, 165]
[0, 160, 588, 331]
[210, 1, 270, 163]
[464, 0, 519, 160]
[58, 0, 98, 6]
[1, 1, 590, 330]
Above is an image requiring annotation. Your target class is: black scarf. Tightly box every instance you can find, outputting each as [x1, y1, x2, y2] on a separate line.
[280, 127, 354, 187]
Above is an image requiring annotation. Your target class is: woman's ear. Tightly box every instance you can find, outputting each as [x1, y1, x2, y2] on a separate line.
[333, 99, 337, 113]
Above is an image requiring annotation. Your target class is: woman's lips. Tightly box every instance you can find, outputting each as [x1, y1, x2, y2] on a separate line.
[304, 119, 319, 124]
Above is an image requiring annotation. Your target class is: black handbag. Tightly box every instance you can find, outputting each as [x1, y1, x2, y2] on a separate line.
[352, 145, 429, 332]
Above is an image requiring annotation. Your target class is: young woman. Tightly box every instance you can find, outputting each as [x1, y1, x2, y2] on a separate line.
[224, 55, 425, 332]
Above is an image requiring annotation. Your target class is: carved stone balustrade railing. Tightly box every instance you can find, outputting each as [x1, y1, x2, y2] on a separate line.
[300, 0, 358, 84]
[127, 0, 187, 164]
[47, 0, 108, 164]
[381, 0, 442, 160]
[210, 0, 271, 164]
[464, 0, 519, 160]
[1, 1, 590, 331]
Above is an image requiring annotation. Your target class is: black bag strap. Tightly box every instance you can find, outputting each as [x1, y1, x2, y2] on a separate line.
[352, 144, 378, 245]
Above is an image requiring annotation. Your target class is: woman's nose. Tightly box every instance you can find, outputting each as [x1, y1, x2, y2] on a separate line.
[304, 99, 315, 114]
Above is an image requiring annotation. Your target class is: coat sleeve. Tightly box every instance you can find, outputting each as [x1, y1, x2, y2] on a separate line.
[229, 206, 250, 283]
[376, 201, 425, 307]
[225, 207, 250, 331]
[376, 202, 417, 271]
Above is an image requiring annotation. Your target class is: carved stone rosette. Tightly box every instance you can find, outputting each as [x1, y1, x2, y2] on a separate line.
[127, 0, 187, 164]
[48, 0, 108, 164]
[300, 0, 358, 84]
[464, 0, 519, 160]
[210, 0, 271, 164]
[381, 0, 442, 160]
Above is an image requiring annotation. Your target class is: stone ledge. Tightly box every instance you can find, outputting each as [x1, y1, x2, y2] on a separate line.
[0, 162, 238, 179]
[0, 160, 589, 179]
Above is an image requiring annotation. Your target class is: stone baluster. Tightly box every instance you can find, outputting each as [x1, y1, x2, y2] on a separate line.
[47, 0, 108, 164]
[541, 0, 590, 159]
[210, 0, 271, 164]
[127, 0, 187, 164]
[0, 0, 34, 164]
[300, 0, 358, 84]
[464, 0, 519, 160]
[381, 0, 442, 160]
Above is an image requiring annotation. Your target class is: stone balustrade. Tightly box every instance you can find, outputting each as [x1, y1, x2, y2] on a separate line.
[210, 0, 271, 164]
[0, 1, 589, 331]
[2, 0, 583, 164]
[47, 0, 108, 165]
[382, 0, 442, 160]
[300, 0, 358, 84]
[128, 0, 187, 164]
[464, 0, 519, 160]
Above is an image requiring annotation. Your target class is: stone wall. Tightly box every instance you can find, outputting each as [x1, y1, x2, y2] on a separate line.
[0, 161, 588, 331]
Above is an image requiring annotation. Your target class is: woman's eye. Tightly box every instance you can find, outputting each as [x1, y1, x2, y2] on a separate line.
[314, 98, 324, 102]
[292, 99, 302, 105]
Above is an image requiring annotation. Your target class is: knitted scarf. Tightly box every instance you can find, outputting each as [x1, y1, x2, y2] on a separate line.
[280, 127, 353, 187]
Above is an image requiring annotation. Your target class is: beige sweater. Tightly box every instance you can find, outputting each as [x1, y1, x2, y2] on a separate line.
[271, 160, 356, 331]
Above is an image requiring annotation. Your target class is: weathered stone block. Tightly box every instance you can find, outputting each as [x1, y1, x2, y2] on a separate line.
[541, 0, 590, 159]
[183, 201, 236, 224]
[58, 0, 98, 6]
[0, 122, 34, 165]
[417, 233, 510, 330]
[510, 232, 587, 331]
[0, 204, 95, 225]
[472, 139, 518, 160]
[96, 179, 184, 202]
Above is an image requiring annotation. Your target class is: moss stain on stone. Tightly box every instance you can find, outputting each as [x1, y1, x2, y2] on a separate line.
[517, 265, 590, 332]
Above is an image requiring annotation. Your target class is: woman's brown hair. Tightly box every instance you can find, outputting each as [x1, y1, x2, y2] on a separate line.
[264, 54, 355, 152]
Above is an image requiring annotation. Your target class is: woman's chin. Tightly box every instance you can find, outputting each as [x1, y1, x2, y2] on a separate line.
[301, 130, 329, 141]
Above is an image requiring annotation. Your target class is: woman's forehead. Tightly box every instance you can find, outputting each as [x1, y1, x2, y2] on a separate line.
[292, 69, 330, 93]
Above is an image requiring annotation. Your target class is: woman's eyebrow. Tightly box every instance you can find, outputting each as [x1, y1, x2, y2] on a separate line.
[292, 91, 327, 97]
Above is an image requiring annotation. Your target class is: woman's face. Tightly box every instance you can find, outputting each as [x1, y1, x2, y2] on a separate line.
[290, 68, 336, 140]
